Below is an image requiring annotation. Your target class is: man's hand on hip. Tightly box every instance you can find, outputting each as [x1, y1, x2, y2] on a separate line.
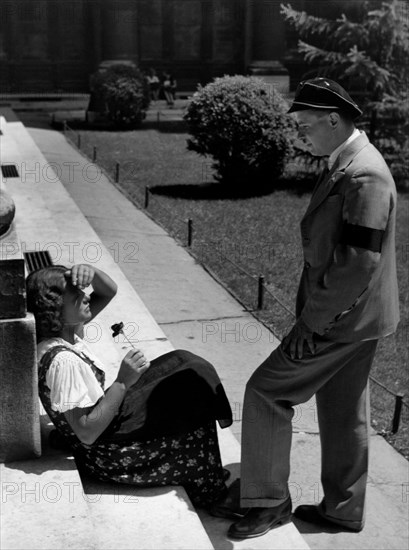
[282, 318, 316, 360]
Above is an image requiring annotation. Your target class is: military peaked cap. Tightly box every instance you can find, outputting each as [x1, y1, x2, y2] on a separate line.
[288, 77, 363, 119]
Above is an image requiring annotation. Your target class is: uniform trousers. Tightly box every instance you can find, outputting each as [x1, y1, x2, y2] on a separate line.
[240, 335, 378, 530]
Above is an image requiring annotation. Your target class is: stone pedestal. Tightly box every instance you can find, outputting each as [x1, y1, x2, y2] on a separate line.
[0, 259, 41, 462]
[0, 313, 41, 462]
[0, 259, 26, 319]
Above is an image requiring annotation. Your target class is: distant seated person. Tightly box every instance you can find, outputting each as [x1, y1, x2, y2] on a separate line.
[162, 72, 177, 107]
[146, 67, 160, 102]
[26, 264, 232, 508]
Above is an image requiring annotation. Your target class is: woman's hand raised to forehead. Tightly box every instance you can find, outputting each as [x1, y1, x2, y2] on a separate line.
[65, 264, 95, 290]
[64, 265, 117, 322]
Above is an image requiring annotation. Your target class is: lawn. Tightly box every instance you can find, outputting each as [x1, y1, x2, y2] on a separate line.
[77, 127, 409, 458]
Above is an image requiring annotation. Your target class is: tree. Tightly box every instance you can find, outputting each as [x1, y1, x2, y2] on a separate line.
[89, 64, 150, 129]
[184, 75, 296, 188]
[281, 1, 409, 185]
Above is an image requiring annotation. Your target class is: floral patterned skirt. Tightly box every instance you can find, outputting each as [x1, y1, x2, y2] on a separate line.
[39, 346, 231, 508]
[74, 421, 227, 507]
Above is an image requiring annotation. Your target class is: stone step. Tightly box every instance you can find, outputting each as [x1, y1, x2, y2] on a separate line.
[81, 480, 214, 550]
[1, 115, 309, 550]
[1, 118, 213, 550]
[197, 427, 310, 550]
[1, 454, 96, 550]
[78, 426, 309, 550]
[19, 99, 409, 550]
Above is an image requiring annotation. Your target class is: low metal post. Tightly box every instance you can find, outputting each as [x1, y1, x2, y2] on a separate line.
[145, 186, 150, 208]
[93, 146, 97, 163]
[77, 133, 81, 149]
[115, 162, 120, 183]
[392, 393, 404, 434]
[257, 275, 265, 310]
[187, 219, 193, 247]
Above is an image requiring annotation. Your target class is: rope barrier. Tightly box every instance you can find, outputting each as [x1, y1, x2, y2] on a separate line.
[370, 375, 400, 396]
[209, 249, 259, 282]
[187, 218, 193, 247]
[147, 192, 188, 228]
[144, 186, 150, 208]
[263, 284, 296, 318]
[63, 121, 80, 148]
[60, 128, 407, 433]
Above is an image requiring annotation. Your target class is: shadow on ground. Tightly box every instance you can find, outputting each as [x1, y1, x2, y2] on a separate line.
[150, 178, 316, 200]
[47, 118, 188, 134]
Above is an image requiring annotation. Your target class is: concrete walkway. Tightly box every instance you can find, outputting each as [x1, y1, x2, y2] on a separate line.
[1, 110, 408, 549]
[1, 115, 307, 550]
[30, 126, 409, 550]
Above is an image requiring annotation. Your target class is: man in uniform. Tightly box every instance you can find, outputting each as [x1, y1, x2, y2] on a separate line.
[211, 78, 400, 539]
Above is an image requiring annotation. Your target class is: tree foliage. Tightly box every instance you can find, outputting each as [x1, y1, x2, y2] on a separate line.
[281, 1, 408, 102]
[183, 75, 296, 187]
[90, 64, 150, 129]
[281, 0, 409, 186]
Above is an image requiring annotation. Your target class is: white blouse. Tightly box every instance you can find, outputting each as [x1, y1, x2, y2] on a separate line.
[38, 336, 105, 413]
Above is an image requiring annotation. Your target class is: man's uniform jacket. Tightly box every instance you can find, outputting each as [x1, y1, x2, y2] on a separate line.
[296, 132, 400, 342]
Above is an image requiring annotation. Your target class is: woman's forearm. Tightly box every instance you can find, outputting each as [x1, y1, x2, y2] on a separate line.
[90, 267, 118, 298]
[87, 267, 118, 319]
[68, 381, 127, 445]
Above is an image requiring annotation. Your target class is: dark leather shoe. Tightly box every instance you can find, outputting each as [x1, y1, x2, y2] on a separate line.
[293, 505, 363, 532]
[228, 497, 292, 539]
[209, 478, 249, 520]
[222, 468, 231, 482]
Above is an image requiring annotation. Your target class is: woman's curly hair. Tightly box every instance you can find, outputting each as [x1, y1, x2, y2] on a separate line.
[26, 265, 68, 342]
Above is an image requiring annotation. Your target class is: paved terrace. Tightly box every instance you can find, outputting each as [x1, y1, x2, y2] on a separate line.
[0, 108, 408, 550]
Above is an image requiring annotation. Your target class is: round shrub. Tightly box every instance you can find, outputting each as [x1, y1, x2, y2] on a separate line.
[90, 64, 150, 129]
[183, 75, 296, 186]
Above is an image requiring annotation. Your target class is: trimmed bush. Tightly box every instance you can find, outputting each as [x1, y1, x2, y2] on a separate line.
[90, 64, 150, 129]
[183, 75, 296, 186]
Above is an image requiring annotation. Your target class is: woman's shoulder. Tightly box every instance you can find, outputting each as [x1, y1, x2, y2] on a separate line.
[72, 336, 106, 372]
[37, 336, 106, 377]
[48, 349, 87, 373]
[38, 335, 89, 356]
[37, 336, 87, 366]
[42, 346, 105, 413]
[43, 342, 103, 388]
[37, 339, 83, 374]
[37, 337, 68, 363]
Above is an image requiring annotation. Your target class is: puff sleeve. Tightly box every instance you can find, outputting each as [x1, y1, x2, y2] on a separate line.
[46, 351, 104, 413]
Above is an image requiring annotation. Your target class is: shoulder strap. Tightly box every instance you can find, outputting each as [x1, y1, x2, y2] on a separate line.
[39, 344, 96, 372]
[39, 343, 105, 388]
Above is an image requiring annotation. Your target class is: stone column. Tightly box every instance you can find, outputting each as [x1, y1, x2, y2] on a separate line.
[244, 0, 254, 70]
[246, 0, 290, 93]
[0, 258, 41, 462]
[101, 0, 138, 63]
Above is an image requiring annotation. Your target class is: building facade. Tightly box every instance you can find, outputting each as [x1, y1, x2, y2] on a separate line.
[0, 0, 365, 94]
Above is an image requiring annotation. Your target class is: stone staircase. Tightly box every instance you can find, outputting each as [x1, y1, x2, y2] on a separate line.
[0, 112, 309, 549]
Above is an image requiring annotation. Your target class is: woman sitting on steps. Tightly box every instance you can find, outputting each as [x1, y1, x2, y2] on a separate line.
[26, 263, 232, 507]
